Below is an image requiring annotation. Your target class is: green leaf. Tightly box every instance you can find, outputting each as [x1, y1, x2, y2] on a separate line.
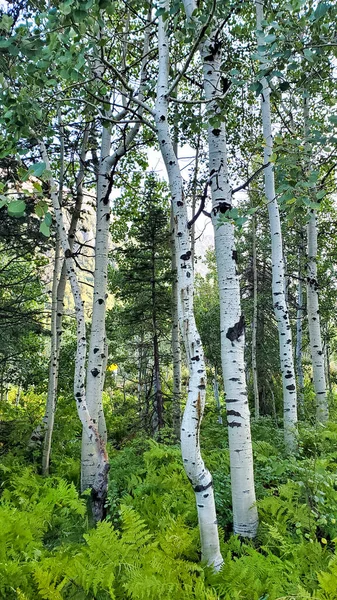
[35, 200, 48, 218]
[303, 48, 314, 62]
[29, 162, 46, 177]
[7, 200, 26, 218]
[44, 212, 52, 227]
[279, 81, 290, 91]
[39, 221, 50, 237]
[313, 2, 330, 21]
[329, 115, 337, 125]
[264, 34, 276, 43]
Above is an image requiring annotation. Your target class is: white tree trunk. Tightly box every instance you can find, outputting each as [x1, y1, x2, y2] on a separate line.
[39, 140, 109, 522]
[182, 0, 258, 538]
[296, 249, 304, 416]
[252, 214, 259, 418]
[42, 237, 61, 476]
[81, 123, 112, 492]
[303, 96, 328, 423]
[171, 209, 181, 439]
[42, 127, 89, 474]
[155, 0, 223, 569]
[256, 1, 298, 450]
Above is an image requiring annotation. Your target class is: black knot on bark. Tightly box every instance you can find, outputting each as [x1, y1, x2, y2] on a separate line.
[213, 201, 231, 216]
[180, 251, 191, 261]
[98, 298, 104, 305]
[226, 315, 245, 344]
[91, 368, 99, 378]
[65, 249, 72, 258]
[212, 128, 221, 137]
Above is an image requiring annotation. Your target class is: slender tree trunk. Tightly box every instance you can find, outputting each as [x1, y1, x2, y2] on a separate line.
[42, 237, 61, 475]
[296, 248, 305, 416]
[303, 95, 328, 423]
[39, 126, 89, 467]
[81, 23, 150, 490]
[151, 240, 164, 433]
[256, 1, 298, 450]
[39, 140, 109, 522]
[252, 214, 259, 418]
[155, 0, 223, 568]
[171, 210, 181, 439]
[182, 0, 258, 537]
[324, 329, 332, 394]
[81, 123, 112, 492]
[213, 366, 222, 424]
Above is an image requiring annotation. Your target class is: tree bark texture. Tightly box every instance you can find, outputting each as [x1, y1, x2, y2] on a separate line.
[296, 248, 305, 416]
[171, 209, 181, 439]
[252, 214, 259, 418]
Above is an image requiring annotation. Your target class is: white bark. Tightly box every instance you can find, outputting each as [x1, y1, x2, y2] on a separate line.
[42, 237, 61, 476]
[296, 249, 304, 415]
[41, 126, 89, 475]
[256, 1, 298, 450]
[171, 209, 181, 439]
[182, 0, 258, 538]
[252, 214, 259, 418]
[39, 140, 109, 522]
[155, 0, 223, 569]
[304, 96, 328, 423]
[307, 211, 327, 422]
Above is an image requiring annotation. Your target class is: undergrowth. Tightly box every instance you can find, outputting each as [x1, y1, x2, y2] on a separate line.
[1, 393, 337, 599]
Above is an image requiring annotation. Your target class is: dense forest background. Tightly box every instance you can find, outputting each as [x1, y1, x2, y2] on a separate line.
[1, 0, 337, 598]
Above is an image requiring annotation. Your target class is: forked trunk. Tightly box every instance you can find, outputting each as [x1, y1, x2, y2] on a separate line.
[39, 140, 109, 522]
[155, 0, 223, 569]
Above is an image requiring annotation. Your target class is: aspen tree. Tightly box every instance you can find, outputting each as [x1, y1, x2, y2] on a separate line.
[155, 0, 223, 568]
[39, 141, 109, 522]
[303, 94, 328, 423]
[81, 21, 151, 491]
[182, 0, 258, 537]
[255, 0, 298, 450]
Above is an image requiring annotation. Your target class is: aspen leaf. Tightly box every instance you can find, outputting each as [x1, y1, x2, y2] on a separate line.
[39, 220, 50, 237]
[7, 200, 26, 217]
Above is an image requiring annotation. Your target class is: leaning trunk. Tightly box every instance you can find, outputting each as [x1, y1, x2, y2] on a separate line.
[256, 0, 298, 450]
[155, 0, 223, 568]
